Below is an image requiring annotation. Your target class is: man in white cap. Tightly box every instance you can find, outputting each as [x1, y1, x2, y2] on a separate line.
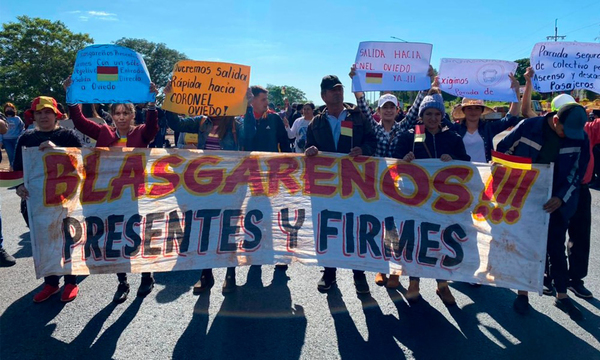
[498, 90, 589, 321]
[522, 69, 598, 300]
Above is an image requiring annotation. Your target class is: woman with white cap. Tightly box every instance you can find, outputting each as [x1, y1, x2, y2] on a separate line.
[349, 66, 435, 288]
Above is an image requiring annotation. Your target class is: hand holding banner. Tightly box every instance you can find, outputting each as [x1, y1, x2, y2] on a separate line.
[23, 147, 552, 293]
[66, 44, 155, 104]
[162, 60, 251, 117]
[352, 42, 432, 92]
[438, 58, 518, 102]
[530, 42, 600, 94]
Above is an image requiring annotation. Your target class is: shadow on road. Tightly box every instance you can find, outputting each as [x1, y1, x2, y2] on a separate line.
[444, 282, 600, 359]
[172, 265, 306, 360]
[326, 287, 372, 359]
[153, 269, 202, 304]
[0, 288, 67, 359]
[1, 280, 144, 360]
[12, 231, 32, 259]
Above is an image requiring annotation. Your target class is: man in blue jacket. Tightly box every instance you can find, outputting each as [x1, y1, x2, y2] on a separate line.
[497, 101, 589, 321]
[243, 86, 291, 153]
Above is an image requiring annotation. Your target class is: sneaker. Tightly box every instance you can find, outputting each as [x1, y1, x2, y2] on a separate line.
[436, 284, 456, 306]
[405, 279, 421, 303]
[0, 248, 16, 267]
[33, 284, 60, 303]
[555, 297, 584, 321]
[317, 269, 336, 292]
[193, 271, 214, 295]
[222, 269, 236, 294]
[61, 284, 79, 302]
[137, 276, 155, 297]
[568, 282, 593, 299]
[385, 275, 400, 289]
[113, 282, 130, 304]
[513, 294, 530, 315]
[375, 272, 387, 286]
[354, 272, 370, 294]
[275, 264, 288, 271]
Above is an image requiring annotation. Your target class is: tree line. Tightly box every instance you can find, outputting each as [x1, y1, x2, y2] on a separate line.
[2, 16, 563, 112]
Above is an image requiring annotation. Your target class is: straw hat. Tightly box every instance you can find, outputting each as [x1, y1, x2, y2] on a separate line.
[451, 98, 495, 120]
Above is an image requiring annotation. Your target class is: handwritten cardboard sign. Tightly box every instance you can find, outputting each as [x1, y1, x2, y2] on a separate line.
[162, 60, 251, 117]
[352, 42, 432, 92]
[438, 58, 518, 102]
[530, 42, 600, 94]
[66, 44, 155, 104]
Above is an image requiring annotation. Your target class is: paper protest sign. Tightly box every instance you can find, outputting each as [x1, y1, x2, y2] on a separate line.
[67, 44, 154, 104]
[162, 60, 251, 117]
[438, 58, 518, 102]
[530, 42, 600, 94]
[352, 42, 432, 92]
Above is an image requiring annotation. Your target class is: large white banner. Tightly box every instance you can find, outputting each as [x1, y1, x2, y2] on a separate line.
[23, 148, 552, 292]
[352, 41, 432, 92]
[438, 58, 518, 101]
[530, 41, 600, 94]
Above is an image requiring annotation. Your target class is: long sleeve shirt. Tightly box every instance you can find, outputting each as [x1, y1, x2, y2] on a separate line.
[355, 91, 425, 157]
[68, 105, 158, 147]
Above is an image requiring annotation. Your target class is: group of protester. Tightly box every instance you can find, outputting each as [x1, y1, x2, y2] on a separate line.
[0, 65, 597, 323]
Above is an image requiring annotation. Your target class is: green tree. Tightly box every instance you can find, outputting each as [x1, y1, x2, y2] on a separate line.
[265, 85, 307, 108]
[514, 58, 530, 85]
[113, 38, 187, 88]
[0, 16, 93, 110]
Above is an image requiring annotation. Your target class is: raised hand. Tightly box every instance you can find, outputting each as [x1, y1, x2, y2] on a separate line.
[62, 75, 73, 91]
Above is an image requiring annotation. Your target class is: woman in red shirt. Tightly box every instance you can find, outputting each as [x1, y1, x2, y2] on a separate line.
[64, 77, 159, 303]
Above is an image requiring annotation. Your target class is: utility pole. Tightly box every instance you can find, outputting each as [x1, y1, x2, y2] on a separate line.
[390, 36, 408, 42]
[546, 19, 566, 41]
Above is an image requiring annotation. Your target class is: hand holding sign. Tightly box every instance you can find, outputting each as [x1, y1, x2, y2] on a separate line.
[245, 87, 254, 103]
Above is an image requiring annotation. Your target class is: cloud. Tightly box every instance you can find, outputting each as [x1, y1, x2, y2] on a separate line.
[69, 10, 118, 21]
[88, 11, 116, 17]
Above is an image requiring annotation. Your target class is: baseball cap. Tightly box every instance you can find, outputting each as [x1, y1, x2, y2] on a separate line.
[557, 103, 587, 140]
[378, 94, 398, 108]
[320, 75, 343, 91]
[551, 94, 576, 112]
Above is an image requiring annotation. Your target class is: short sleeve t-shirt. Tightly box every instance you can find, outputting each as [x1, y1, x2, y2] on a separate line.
[463, 131, 487, 163]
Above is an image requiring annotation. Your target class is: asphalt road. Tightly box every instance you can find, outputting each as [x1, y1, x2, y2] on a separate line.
[1, 186, 600, 360]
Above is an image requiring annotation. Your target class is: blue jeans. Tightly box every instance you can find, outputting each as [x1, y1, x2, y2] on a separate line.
[3, 138, 18, 169]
